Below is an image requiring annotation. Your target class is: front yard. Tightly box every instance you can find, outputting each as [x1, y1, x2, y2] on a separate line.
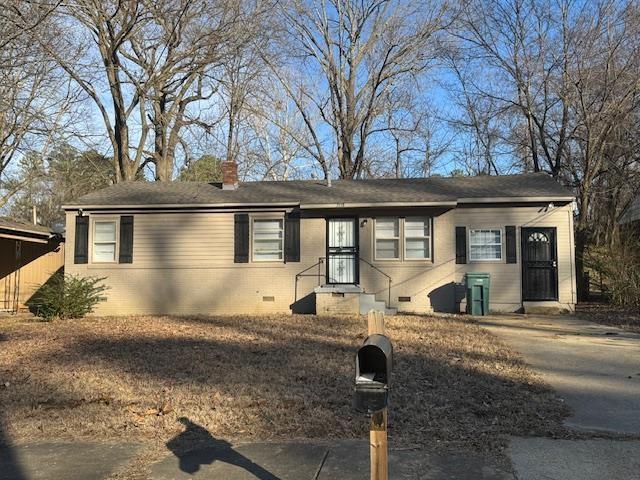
[0, 314, 567, 474]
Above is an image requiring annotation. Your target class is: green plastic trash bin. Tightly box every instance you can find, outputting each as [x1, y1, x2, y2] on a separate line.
[466, 273, 490, 316]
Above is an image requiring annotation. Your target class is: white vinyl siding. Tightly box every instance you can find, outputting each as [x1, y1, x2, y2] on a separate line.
[93, 220, 117, 262]
[252, 218, 283, 261]
[375, 218, 400, 259]
[404, 217, 430, 259]
[469, 229, 502, 261]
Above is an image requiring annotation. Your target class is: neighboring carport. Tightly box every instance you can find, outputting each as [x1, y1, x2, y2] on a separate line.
[0, 217, 64, 313]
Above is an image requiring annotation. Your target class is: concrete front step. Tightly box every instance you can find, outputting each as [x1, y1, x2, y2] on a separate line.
[359, 293, 396, 315]
[314, 285, 396, 316]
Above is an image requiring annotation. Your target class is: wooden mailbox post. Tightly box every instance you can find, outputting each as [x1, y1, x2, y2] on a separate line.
[368, 310, 388, 480]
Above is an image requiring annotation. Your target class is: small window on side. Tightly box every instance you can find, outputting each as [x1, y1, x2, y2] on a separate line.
[93, 220, 117, 262]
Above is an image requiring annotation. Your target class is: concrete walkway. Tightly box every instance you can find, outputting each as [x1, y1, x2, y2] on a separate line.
[507, 438, 640, 480]
[479, 314, 640, 480]
[479, 314, 640, 434]
[0, 440, 512, 480]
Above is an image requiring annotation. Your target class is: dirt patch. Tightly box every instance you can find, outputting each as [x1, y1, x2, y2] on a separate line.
[0, 314, 568, 475]
[576, 302, 640, 333]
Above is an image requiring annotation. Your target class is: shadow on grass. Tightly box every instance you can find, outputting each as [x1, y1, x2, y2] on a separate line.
[0, 420, 27, 480]
[167, 417, 281, 479]
[0, 312, 571, 468]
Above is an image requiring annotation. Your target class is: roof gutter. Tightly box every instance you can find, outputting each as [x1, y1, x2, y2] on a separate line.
[63, 196, 575, 212]
[299, 201, 458, 209]
[62, 202, 300, 211]
[0, 226, 53, 238]
[457, 196, 574, 204]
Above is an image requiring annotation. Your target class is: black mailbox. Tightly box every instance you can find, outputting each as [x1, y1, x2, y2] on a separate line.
[353, 334, 393, 414]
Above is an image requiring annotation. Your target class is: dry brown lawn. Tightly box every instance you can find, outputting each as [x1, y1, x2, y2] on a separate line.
[0, 314, 567, 463]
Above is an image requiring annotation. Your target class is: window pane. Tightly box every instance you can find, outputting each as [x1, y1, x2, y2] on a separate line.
[405, 238, 429, 259]
[253, 219, 282, 232]
[469, 228, 502, 260]
[254, 239, 282, 251]
[93, 243, 115, 262]
[94, 221, 116, 242]
[376, 218, 398, 238]
[254, 230, 283, 241]
[470, 245, 501, 260]
[253, 219, 283, 261]
[376, 239, 399, 259]
[405, 217, 429, 237]
[254, 251, 282, 261]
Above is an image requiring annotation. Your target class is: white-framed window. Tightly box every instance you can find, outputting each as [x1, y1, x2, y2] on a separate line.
[404, 217, 431, 259]
[93, 220, 117, 262]
[375, 217, 400, 260]
[252, 218, 284, 261]
[469, 228, 503, 261]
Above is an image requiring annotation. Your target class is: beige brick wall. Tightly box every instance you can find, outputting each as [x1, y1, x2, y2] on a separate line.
[315, 291, 360, 315]
[65, 203, 576, 316]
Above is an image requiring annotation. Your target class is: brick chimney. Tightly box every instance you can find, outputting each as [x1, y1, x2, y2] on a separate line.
[221, 161, 238, 190]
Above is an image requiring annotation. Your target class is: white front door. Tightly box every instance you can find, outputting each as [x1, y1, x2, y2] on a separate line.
[327, 218, 358, 284]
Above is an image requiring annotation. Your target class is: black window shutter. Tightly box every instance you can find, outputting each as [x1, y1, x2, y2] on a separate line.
[234, 213, 249, 263]
[284, 212, 300, 263]
[455, 226, 467, 264]
[505, 225, 517, 264]
[119, 216, 134, 263]
[74, 216, 89, 264]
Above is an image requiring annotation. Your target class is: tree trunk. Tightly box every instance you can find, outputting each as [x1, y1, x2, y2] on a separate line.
[575, 187, 591, 301]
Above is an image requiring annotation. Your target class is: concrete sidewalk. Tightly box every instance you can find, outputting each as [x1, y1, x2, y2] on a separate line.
[151, 439, 511, 480]
[0, 442, 140, 480]
[0, 440, 513, 480]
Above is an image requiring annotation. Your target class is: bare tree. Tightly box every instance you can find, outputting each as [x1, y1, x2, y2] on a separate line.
[456, 0, 640, 296]
[244, 90, 310, 180]
[365, 87, 451, 178]
[456, 0, 582, 177]
[274, 0, 449, 179]
[0, 1, 61, 59]
[34, 0, 150, 182]
[128, 0, 253, 181]
[0, 0, 76, 207]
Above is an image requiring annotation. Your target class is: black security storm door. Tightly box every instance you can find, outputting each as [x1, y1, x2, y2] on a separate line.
[521, 227, 558, 301]
[326, 218, 359, 284]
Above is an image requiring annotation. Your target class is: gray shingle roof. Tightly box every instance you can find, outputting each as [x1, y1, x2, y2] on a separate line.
[0, 217, 54, 236]
[65, 172, 573, 209]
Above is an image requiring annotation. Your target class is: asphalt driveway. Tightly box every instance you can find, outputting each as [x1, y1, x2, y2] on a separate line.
[479, 314, 640, 434]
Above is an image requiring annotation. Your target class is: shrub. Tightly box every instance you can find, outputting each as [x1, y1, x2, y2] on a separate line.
[28, 273, 108, 321]
[586, 235, 640, 310]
